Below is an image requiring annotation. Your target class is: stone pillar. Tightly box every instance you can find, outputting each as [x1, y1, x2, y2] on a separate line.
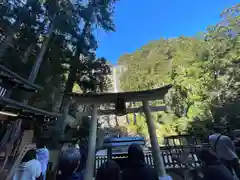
[84, 104, 98, 180]
[142, 100, 170, 179]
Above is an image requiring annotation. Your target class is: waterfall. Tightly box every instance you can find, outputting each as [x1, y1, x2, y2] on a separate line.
[99, 65, 128, 129]
[112, 67, 118, 93]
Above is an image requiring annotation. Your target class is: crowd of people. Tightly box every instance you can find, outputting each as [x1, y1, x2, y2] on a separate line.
[12, 127, 240, 180]
[56, 144, 159, 180]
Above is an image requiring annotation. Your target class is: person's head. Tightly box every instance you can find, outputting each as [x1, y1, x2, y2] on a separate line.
[59, 147, 81, 176]
[96, 160, 121, 180]
[213, 125, 224, 134]
[128, 144, 145, 164]
[22, 149, 37, 162]
[36, 139, 46, 149]
[232, 130, 240, 140]
[197, 147, 220, 166]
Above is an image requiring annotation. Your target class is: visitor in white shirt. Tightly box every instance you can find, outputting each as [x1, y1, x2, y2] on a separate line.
[36, 140, 49, 180]
[209, 126, 240, 178]
[13, 149, 42, 180]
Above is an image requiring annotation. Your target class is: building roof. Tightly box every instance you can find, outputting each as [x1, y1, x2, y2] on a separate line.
[0, 96, 61, 117]
[0, 64, 43, 91]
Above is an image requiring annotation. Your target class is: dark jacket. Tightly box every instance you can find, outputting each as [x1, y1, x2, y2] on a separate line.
[122, 144, 159, 180]
[198, 148, 234, 180]
[56, 171, 84, 180]
[203, 162, 235, 180]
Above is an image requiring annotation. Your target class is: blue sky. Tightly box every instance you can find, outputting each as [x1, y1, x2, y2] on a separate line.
[96, 0, 239, 64]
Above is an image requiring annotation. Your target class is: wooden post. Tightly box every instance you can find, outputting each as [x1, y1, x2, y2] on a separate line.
[107, 148, 112, 160]
[84, 104, 98, 180]
[142, 100, 166, 177]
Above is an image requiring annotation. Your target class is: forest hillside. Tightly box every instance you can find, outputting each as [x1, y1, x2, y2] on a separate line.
[118, 4, 240, 143]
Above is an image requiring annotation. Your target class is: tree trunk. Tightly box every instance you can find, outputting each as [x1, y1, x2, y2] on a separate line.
[28, 22, 55, 83]
[133, 113, 137, 125]
[57, 45, 81, 135]
[126, 114, 130, 124]
[115, 115, 119, 127]
[22, 44, 34, 64]
[52, 85, 64, 112]
[22, 25, 43, 64]
[19, 22, 55, 103]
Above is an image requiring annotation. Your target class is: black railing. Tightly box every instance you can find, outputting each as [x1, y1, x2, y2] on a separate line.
[0, 86, 6, 97]
[95, 144, 209, 170]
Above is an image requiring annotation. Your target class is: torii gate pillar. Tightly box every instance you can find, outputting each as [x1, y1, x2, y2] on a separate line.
[143, 100, 168, 178]
[84, 104, 98, 180]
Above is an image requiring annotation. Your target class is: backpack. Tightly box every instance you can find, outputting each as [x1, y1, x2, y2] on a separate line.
[213, 135, 222, 153]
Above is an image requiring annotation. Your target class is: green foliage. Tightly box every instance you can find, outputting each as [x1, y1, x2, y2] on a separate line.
[119, 3, 240, 142]
[0, 0, 117, 111]
[0, 0, 118, 144]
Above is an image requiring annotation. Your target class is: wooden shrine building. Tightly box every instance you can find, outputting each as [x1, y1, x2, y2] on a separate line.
[0, 63, 61, 179]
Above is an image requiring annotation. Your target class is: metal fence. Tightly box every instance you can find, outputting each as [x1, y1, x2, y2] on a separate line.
[95, 145, 205, 170]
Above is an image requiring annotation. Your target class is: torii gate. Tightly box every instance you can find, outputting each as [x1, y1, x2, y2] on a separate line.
[70, 84, 172, 180]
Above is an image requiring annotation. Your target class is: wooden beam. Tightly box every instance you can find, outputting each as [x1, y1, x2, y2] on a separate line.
[0, 74, 36, 92]
[0, 64, 43, 90]
[0, 96, 61, 117]
[0, 106, 55, 118]
[76, 106, 166, 116]
[70, 84, 172, 105]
